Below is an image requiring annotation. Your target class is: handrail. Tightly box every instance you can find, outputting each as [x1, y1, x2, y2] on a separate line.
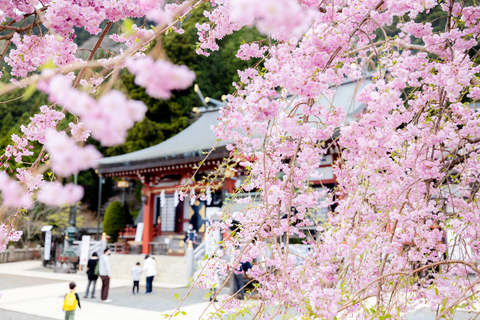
[193, 241, 206, 260]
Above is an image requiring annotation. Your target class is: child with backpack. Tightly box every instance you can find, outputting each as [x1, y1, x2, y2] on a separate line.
[63, 282, 81, 320]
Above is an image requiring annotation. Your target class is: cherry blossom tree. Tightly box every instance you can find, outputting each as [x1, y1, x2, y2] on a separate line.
[0, 0, 200, 250]
[192, 0, 480, 319]
[0, 0, 479, 319]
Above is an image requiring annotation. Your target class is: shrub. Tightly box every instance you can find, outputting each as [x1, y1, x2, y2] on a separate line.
[103, 201, 127, 242]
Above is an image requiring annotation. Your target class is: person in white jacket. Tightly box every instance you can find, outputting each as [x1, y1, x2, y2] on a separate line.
[143, 255, 157, 294]
[99, 248, 112, 302]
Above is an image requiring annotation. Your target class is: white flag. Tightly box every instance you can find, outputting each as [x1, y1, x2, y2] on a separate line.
[174, 190, 179, 207]
[190, 189, 196, 206]
[206, 187, 212, 205]
[160, 190, 166, 208]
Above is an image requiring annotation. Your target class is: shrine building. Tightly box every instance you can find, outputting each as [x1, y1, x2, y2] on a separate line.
[96, 80, 367, 255]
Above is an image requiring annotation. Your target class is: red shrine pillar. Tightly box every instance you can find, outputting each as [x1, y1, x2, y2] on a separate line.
[225, 178, 236, 194]
[142, 189, 154, 254]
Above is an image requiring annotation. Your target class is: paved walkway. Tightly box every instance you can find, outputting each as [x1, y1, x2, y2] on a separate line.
[0, 261, 216, 320]
[0, 308, 55, 320]
[1, 260, 478, 319]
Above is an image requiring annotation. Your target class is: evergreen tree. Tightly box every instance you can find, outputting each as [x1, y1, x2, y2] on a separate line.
[103, 201, 127, 242]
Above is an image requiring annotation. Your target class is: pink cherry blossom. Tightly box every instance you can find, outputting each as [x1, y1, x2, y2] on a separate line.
[20, 106, 65, 144]
[126, 56, 196, 99]
[0, 172, 32, 209]
[0, 1, 480, 318]
[236, 43, 265, 60]
[0, 224, 23, 252]
[40, 75, 147, 146]
[6, 34, 77, 78]
[44, 129, 101, 177]
[16, 168, 44, 192]
[69, 122, 91, 142]
[37, 182, 84, 206]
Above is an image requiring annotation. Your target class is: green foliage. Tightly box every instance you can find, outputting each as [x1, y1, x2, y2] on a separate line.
[103, 201, 128, 242]
[130, 208, 140, 221]
[373, 5, 447, 45]
[46, 205, 85, 235]
[0, 84, 48, 152]
[162, 5, 262, 99]
[77, 169, 115, 211]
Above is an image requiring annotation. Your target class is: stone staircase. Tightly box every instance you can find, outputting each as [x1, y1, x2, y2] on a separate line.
[152, 234, 186, 255]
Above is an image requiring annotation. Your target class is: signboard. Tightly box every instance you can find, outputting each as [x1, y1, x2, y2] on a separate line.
[44, 230, 52, 261]
[79, 235, 91, 266]
[135, 222, 144, 242]
[41, 226, 53, 261]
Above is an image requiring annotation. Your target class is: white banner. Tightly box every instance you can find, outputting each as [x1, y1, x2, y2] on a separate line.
[79, 235, 91, 266]
[135, 222, 144, 242]
[309, 166, 334, 181]
[44, 231, 51, 261]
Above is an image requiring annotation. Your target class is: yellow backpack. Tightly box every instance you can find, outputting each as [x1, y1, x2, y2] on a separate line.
[63, 291, 78, 311]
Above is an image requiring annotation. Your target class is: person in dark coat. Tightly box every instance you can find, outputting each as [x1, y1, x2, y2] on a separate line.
[184, 223, 199, 248]
[84, 252, 99, 299]
[233, 261, 252, 299]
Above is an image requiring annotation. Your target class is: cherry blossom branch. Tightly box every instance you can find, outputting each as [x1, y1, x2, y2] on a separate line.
[0, 0, 202, 97]
[72, 21, 114, 88]
[339, 259, 480, 314]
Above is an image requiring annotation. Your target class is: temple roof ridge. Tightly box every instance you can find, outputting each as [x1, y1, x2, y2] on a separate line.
[98, 109, 227, 173]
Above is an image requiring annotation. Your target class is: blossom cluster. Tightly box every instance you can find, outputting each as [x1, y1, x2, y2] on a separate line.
[37, 182, 84, 206]
[0, 172, 33, 209]
[44, 129, 101, 177]
[43, 0, 159, 36]
[0, 1, 37, 24]
[195, 0, 480, 318]
[39, 75, 147, 146]
[6, 34, 78, 78]
[20, 106, 65, 144]
[126, 56, 196, 99]
[235, 43, 265, 61]
[1, 105, 64, 170]
[0, 223, 23, 252]
[0, 0, 198, 255]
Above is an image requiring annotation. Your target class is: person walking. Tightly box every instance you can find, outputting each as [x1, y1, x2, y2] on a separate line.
[84, 252, 99, 299]
[233, 261, 252, 300]
[131, 262, 142, 295]
[99, 248, 112, 302]
[143, 254, 157, 294]
[184, 223, 199, 249]
[63, 282, 81, 320]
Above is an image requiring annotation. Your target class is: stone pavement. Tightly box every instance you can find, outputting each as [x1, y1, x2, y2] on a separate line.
[1, 260, 478, 319]
[96, 286, 210, 313]
[0, 308, 55, 320]
[1, 274, 64, 290]
[0, 260, 216, 320]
